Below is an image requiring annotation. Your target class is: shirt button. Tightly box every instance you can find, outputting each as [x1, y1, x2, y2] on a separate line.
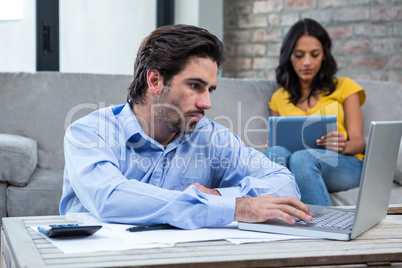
[217, 218, 223, 224]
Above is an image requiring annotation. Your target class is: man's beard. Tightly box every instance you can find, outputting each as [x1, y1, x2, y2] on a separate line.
[153, 86, 204, 135]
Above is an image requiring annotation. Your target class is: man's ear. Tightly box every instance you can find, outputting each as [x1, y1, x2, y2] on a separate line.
[147, 69, 163, 96]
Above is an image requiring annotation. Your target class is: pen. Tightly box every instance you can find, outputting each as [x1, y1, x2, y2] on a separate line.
[126, 224, 178, 232]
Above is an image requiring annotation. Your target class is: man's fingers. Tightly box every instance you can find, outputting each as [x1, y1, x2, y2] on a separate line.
[235, 196, 313, 224]
[272, 196, 312, 216]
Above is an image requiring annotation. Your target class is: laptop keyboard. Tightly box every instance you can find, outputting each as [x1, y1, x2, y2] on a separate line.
[296, 208, 355, 229]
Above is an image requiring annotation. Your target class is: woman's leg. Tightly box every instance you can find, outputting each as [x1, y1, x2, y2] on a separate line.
[264, 146, 292, 167]
[289, 149, 363, 206]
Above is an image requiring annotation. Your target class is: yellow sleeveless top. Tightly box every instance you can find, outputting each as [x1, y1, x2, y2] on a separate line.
[269, 77, 366, 160]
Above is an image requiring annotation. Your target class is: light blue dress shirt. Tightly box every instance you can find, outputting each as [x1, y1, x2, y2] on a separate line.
[60, 103, 300, 229]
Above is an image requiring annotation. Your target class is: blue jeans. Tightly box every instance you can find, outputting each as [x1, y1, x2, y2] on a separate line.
[264, 146, 363, 206]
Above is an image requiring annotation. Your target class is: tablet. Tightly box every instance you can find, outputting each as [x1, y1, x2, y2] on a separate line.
[268, 115, 337, 153]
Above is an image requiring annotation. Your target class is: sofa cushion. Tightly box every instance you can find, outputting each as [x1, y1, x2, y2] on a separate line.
[330, 182, 402, 206]
[0, 72, 129, 170]
[0, 134, 37, 187]
[6, 168, 63, 217]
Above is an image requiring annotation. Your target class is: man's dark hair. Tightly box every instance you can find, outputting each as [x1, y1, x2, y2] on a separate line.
[276, 18, 338, 105]
[127, 24, 226, 105]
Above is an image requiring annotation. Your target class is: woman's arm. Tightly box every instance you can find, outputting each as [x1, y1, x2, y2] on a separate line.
[317, 93, 365, 155]
[342, 92, 366, 155]
[270, 109, 280, 116]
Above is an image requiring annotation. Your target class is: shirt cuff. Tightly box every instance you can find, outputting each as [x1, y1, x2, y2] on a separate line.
[205, 194, 236, 227]
[216, 187, 243, 198]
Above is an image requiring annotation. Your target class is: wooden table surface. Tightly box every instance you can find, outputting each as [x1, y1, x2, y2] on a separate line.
[2, 210, 402, 268]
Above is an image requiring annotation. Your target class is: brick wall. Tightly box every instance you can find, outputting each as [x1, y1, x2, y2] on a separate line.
[222, 0, 402, 84]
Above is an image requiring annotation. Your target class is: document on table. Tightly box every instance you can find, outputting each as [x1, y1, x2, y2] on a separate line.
[31, 212, 317, 254]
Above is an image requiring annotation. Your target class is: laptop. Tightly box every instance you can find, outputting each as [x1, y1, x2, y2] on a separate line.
[268, 115, 337, 153]
[239, 121, 402, 240]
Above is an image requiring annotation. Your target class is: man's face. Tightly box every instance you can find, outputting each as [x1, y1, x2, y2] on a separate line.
[153, 56, 218, 135]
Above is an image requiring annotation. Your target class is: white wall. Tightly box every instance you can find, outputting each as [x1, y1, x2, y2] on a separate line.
[0, 0, 36, 72]
[60, 0, 156, 75]
[0, 0, 223, 74]
[175, 0, 222, 42]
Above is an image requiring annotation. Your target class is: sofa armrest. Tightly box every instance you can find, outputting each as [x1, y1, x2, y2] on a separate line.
[0, 134, 37, 186]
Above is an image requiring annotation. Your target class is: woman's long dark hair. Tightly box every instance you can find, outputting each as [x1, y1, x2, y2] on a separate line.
[275, 18, 338, 105]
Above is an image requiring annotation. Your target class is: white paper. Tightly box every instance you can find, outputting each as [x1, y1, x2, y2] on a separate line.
[32, 213, 316, 254]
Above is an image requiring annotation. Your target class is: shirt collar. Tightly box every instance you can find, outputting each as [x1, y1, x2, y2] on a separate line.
[116, 103, 209, 150]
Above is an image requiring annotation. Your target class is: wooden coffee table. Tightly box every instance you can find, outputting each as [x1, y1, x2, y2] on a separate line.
[2, 206, 402, 267]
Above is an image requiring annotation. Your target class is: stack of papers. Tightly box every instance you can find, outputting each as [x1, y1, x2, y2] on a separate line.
[32, 212, 317, 254]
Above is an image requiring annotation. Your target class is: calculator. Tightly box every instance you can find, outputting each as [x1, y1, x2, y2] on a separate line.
[37, 224, 102, 238]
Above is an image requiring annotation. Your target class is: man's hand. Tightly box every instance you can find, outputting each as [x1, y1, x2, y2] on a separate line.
[186, 183, 221, 196]
[234, 196, 313, 224]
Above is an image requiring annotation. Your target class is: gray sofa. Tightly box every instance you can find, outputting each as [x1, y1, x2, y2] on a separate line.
[1, 72, 401, 220]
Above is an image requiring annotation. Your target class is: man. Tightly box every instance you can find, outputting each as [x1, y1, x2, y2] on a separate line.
[60, 24, 313, 229]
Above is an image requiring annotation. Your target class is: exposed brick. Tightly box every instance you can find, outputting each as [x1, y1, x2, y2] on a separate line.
[371, 56, 388, 69]
[372, 38, 398, 54]
[333, 7, 369, 22]
[352, 55, 388, 69]
[285, 0, 316, 11]
[398, 5, 402, 20]
[339, 70, 371, 81]
[319, 0, 369, 7]
[335, 55, 348, 70]
[225, 58, 252, 71]
[370, 71, 390, 81]
[389, 71, 402, 84]
[268, 14, 281, 26]
[354, 23, 393, 37]
[239, 15, 268, 28]
[253, 57, 278, 70]
[394, 54, 402, 69]
[253, 29, 282, 42]
[224, 17, 239, 29]
[242, 70, 275, 79]
[266, 71, 276, 80]
[224, 30, 252, 43]
[224, 44, 237, 57]
[372, 0, 394, 4]
[222, 0, 400, 82]
[236, 70, 259, 78]
[237, 44, 266, 56]
[371, 6, 401, 21]
[352, 55, 370, 68]
[222, 70, 236, 77]
[301, 9, 332, 25]
[224, 1, 252, 15]
[326, 26, 353, 40]
[253, 0, 283, 14]
[395, 23, 402, 37]
[281, 13, 301, 26]
[335, 39, 372, 54]
[266, 43, 282, 56]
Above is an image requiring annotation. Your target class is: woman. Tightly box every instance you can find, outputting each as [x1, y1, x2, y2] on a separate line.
[264, 18, 366, 206]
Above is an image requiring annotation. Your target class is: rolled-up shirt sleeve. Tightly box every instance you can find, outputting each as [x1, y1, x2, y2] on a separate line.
[213, 132, 300, 200]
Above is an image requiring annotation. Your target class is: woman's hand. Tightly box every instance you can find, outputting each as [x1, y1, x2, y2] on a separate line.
[316, 131, 347, 153]
[316, 92, 365, 155]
